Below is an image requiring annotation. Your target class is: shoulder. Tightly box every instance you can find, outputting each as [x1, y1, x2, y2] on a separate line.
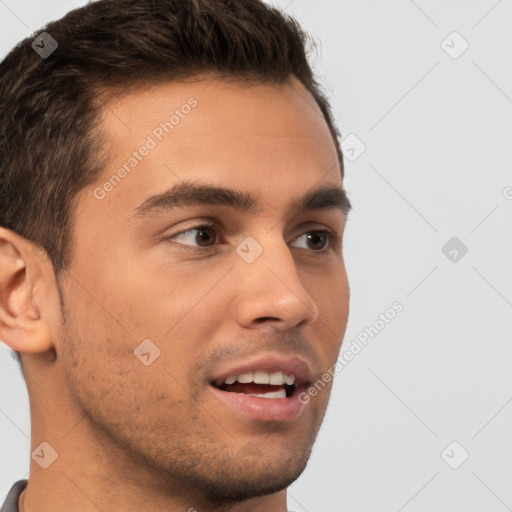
[1, 480, 28, 512]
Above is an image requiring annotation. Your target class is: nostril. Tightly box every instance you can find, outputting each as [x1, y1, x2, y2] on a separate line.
[255, 317, 279, 323]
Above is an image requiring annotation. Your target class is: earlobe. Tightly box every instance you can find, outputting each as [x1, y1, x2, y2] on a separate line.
[0, 228, 55, 354]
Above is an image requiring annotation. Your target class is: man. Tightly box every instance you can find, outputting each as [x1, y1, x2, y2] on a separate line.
[0, 0, 351, 510]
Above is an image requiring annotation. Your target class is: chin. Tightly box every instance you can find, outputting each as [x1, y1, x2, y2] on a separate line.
[195, 449, 312, 504]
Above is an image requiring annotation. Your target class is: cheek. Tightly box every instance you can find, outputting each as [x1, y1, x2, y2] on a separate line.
[106, 257, 230, 342]
[333, 264, 350, 328]
[304, 259, 349, 351]
[58, 266, 224, 412]
[59, 291, 195, 438]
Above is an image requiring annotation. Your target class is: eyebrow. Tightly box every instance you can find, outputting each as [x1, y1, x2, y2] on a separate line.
[132, 181, 352, 218]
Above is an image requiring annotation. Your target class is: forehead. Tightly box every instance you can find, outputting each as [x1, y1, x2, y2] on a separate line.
[84, 75, 342, 221]
[103, 75, 337, 160]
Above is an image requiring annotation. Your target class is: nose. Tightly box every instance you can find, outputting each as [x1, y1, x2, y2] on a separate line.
[232, 237, 319, 332]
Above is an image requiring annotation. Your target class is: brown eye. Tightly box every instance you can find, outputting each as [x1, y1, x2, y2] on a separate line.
[306, 232, 329, 251]
[290, 231, 332, 252]
[169, 223, 218, 248]
[194, 226, 217, 246]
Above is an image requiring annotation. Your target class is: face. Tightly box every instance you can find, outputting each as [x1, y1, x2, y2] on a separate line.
[57, 74, 350, 501]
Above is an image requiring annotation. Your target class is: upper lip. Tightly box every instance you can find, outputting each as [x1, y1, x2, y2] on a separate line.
[209, 353, 313, 387]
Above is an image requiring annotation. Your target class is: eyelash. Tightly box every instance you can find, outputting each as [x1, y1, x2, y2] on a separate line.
[166, 221, 337, 254]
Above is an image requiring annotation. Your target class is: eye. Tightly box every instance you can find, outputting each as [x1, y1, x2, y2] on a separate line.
[168, 222, 219, 248]
[290, 230, 333, 252]
[166, 223, 335, 253]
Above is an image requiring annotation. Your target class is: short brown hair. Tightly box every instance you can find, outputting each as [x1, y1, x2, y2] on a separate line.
[0, 0, 345, 366]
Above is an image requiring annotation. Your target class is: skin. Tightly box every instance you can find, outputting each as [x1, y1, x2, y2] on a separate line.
[0, 73, 350, 512]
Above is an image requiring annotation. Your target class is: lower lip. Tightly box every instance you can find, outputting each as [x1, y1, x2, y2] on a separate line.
[209, 385, 308, 422]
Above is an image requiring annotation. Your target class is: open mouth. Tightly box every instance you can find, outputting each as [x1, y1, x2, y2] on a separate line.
[211, 371, 298, 399]
[208, 360, 312, 421]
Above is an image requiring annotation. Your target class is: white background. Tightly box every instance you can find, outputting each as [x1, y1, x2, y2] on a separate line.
[1, 1, 511, 511]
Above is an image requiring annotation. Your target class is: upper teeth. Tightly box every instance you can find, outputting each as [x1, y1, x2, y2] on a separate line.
[224, 371, 296, 386]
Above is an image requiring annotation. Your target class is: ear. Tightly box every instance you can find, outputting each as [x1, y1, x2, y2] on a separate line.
[0, 227, 58, 354]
